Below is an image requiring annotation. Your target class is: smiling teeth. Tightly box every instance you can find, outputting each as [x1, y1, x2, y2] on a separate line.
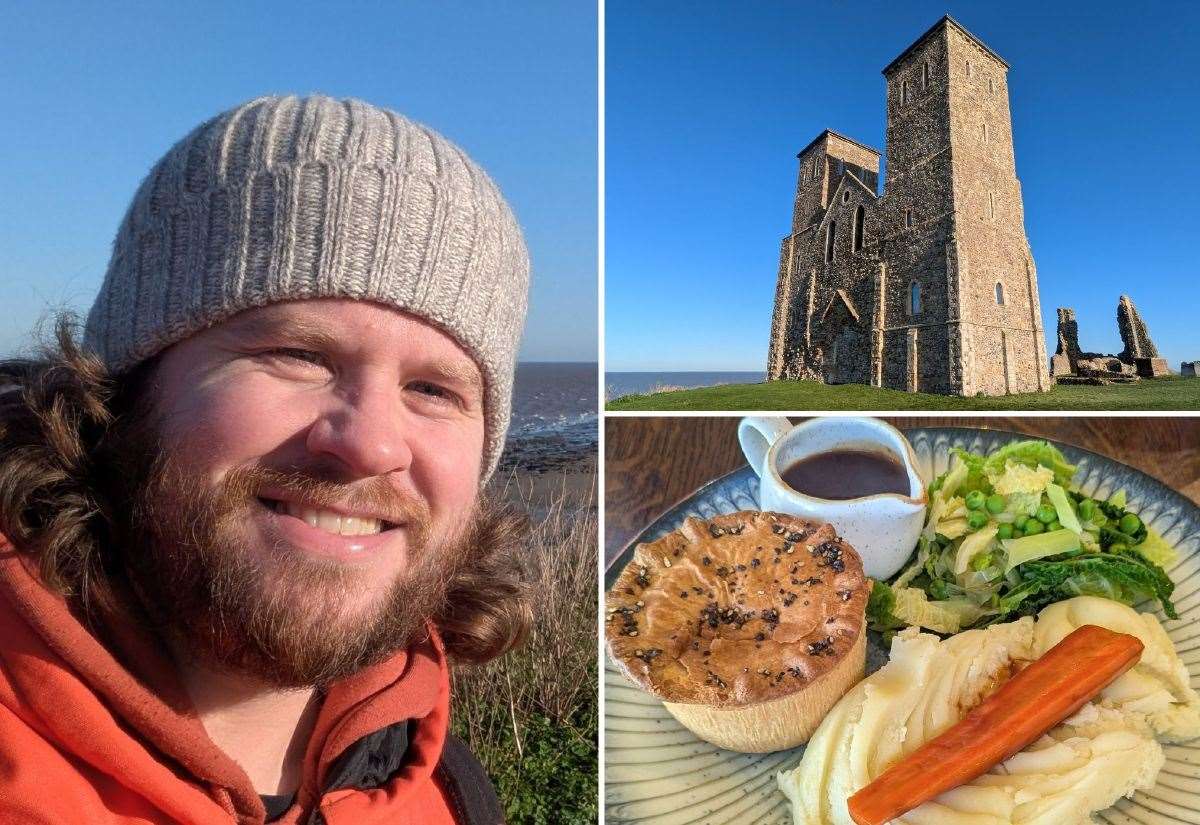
[275, 501, 383, 536]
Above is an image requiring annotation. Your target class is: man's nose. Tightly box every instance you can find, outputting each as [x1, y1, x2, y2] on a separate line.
[304, 381, 413, 478]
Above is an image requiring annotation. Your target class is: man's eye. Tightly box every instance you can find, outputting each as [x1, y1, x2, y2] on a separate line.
[263, 348, 328, 368]
[409, 381, 454, 401]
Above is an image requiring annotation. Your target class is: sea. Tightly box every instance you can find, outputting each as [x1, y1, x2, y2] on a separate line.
[499, 362, 598, 472]
[604, 370, 766, 401]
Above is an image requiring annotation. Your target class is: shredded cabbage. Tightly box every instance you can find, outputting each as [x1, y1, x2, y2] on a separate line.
[889, 587, 985, 634]
[867, 440, 1178, 635]
[990, 460, 1054, 517]
[1136, 528, 1178, 568]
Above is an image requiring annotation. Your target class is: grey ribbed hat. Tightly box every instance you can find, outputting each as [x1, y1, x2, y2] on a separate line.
[84, 95, 530, 479]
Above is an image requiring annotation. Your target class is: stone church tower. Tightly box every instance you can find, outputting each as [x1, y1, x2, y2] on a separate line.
[767, 16, 1049, 395]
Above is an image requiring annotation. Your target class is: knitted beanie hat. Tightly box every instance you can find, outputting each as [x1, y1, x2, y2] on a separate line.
[84, 95, 530, 480]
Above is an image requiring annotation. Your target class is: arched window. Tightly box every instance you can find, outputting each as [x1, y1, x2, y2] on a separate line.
[989, 192, 996, 218]
[853, 204, 865, 252]
[842, 190, 851, 203]
[995, 282, 1006, 305]
[922, 61, 930, 87]
[901, 81, 910, 104]
[982, 123, 989, 143]
[989, 78, 995, 93]
[905, 209, 913, 229]
[800, 168, 807, 184]
[966, 60, 973, 78]
[907, 281, 921, 316]
[826, 221, 836, 263]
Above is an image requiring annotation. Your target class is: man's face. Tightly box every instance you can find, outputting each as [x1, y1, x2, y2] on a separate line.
[124, 298, 487, 685]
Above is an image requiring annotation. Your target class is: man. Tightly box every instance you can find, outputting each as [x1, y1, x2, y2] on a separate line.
[0, 95, 532, 824]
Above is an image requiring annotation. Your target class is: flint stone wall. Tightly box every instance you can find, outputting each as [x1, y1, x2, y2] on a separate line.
[1135, 358, 1171, 378]
[1117, 295, 1160, 360]
[1053, 307, 1081, 370]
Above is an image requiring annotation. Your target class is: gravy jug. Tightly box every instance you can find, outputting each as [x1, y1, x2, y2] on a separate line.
[738, 416, 927, 580]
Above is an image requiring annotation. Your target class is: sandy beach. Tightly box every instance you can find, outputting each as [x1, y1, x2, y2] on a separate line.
[495, 453, 596, 515]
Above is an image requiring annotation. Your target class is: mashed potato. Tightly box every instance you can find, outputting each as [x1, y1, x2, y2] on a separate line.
[777, 597, 1196, 824]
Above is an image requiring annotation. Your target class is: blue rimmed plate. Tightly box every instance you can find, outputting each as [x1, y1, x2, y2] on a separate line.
[604, 427, 1200, 825]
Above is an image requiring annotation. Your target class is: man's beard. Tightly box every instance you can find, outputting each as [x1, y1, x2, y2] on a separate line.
[113, 434, 477, 688]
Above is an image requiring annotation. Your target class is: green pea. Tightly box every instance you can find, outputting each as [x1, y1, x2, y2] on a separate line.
[1110, 542, 1128, 553]
[1024, 520, 1045, 536]
[1036, 504, 1057, 524]
[986, 494, 1006, 514]
[967, 511, 989, 530]
[970, 552, 992, 571]
[1011, 528, 1024, 539]
[1013, 515, 1029, 530]
[1078, 499, 1096, 522]
[1119, 513, 1141, 535]
[1047, 520, 1061, 533]
[996, 522, 1014, 540]
[965, 490, 985, 510]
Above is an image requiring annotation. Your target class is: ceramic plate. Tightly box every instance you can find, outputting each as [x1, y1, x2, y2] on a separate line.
[604, 427, 1200, 824]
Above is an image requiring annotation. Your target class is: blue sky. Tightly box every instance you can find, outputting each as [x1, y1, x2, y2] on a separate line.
[606, 1, 1199, 372]
[0, 1, 596, 362]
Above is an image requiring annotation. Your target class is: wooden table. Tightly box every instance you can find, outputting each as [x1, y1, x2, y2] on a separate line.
[604, 416, 1200, 567]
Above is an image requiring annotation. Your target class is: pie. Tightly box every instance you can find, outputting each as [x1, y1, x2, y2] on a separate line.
[606, 511, 869, 752]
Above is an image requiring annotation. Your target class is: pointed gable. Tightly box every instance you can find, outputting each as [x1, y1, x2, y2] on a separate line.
[815, 172, 879, 234]
[819, 289, 861, 325]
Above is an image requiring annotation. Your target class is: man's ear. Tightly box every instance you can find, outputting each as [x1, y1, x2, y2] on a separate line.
[109, 353, 166, 435]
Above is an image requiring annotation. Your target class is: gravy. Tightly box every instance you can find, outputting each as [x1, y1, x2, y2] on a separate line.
[781, 449, 909, 500]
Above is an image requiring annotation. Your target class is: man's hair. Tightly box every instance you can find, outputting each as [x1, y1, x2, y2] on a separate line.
[0, 314, 531, 665]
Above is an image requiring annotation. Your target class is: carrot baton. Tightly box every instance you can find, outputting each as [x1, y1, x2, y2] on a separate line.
[847, 624, 1144, 825]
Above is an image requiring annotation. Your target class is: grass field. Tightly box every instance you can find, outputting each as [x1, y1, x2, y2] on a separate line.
[607, 376, 1200, 411]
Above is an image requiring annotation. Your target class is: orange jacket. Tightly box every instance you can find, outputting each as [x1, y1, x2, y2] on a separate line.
[0, 538, 487, 825]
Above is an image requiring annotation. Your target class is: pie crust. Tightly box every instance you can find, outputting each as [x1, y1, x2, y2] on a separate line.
[606, 511, 869, 752]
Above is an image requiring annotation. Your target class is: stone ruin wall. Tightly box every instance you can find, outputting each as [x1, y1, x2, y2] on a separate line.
[824, 133, 882, 181]
[771, 131, 883, 382]
[1051, 295, 1171, 381]
[874, 221, 956, 393]
[766, 236, 796, 378]
[943, 27, 1047, 395]
[790, 135, 880, 236]
[1117, 294, 1160, 360]
[787, 178, 879, 385]
[875, 27, 959, 395]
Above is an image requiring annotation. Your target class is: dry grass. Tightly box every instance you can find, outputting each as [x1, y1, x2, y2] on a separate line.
[604, 381, 690, 402]
[453, 481, 597, 736]
[451, 473, 598, 821]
